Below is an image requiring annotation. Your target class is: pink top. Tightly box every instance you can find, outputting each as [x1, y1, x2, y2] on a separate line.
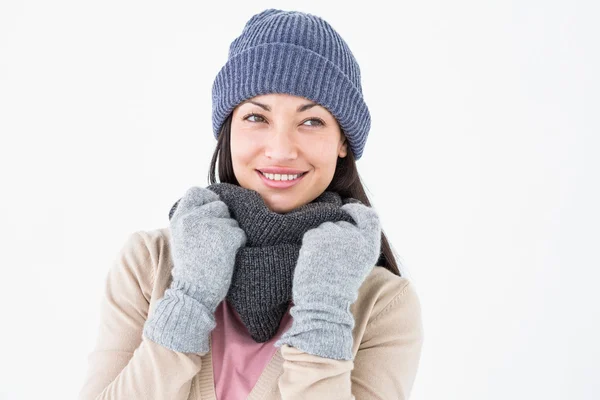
[211, 299, 294, 400]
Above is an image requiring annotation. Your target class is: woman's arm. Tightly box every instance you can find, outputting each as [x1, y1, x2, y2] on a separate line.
[351, 279, 424, 399]
[77, 232, 204, 400]
[278, 279, 424, 400]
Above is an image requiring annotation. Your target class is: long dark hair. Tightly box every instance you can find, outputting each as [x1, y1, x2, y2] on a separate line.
[208, 113, 402, 277]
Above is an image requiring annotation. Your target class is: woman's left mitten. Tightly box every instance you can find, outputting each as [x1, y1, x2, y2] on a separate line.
[275, 202, 382, 360]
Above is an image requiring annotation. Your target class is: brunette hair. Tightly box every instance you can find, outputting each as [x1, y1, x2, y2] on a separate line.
[208, 113, 402, 277]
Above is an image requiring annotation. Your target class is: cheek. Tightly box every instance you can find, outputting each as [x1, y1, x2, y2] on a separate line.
[229, 134, 247, 176]
[230, 130, 257, 161]
[304, 138, 339, 167]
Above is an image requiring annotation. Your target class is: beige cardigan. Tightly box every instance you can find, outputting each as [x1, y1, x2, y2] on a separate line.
[78, 228, 424, 399]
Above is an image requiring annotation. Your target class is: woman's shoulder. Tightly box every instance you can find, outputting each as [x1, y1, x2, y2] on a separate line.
[120, 227, 174, 301]
[349, 267, 423, 358]
[134, 226, 171, 259]
[353, 266, 422, 328]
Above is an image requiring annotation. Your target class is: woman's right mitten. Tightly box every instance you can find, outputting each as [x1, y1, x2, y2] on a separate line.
[143, 186, 247, 353]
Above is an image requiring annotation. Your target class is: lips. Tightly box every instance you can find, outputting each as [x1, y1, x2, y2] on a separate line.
[257, 167, 308, 175]
[256, 169, 307, 189]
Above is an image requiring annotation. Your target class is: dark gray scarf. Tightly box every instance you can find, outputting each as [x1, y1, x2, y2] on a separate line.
[168, 182, 357, 343]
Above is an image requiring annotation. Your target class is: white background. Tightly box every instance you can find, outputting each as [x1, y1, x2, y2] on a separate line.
[1, 0, 599, 399]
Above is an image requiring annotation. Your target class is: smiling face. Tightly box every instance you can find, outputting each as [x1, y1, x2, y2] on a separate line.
[229, 93, 348, 214]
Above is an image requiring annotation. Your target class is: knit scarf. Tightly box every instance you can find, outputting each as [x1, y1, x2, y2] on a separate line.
[168, 182, 357, 343]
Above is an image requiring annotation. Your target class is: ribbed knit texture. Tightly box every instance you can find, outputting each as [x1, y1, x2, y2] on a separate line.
[142, 279, 217, 353]
[168, 182, 358, 342]
[211, 8, 371, 159]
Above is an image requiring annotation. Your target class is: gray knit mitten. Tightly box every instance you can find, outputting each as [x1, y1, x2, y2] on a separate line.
[143, 186, 247, 353]
[275, 202, 382, 360]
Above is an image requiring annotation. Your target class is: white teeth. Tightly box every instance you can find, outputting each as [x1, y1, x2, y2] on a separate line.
[261, 172, 302, 181]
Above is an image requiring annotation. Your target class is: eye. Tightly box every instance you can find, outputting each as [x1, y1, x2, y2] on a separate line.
[302, 118, 325, 127]
[243, 113, 266, 123]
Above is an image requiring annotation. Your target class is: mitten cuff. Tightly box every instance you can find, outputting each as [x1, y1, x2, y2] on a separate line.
[143, 279, 216, 354]
[274, 304, 355, 360]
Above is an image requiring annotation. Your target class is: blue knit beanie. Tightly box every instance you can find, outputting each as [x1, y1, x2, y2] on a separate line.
[211, 8, 371, 160]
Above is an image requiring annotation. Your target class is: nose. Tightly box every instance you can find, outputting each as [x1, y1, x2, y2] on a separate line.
[264, 128, 298, 161]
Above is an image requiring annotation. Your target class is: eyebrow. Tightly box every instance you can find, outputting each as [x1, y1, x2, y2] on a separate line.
[241, 100, 318, 113]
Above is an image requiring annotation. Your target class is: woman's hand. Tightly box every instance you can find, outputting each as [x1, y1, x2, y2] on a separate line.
[143, 186, 247, 353]
[275, 202, 382, 360]
[168, 186, 247, 312]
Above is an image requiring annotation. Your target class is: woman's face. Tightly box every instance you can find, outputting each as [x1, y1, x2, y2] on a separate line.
[230, 93, 348, 213]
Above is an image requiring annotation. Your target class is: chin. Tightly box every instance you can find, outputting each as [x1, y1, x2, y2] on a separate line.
[262, 194, 305, 214]
[264, 198, 295, 214]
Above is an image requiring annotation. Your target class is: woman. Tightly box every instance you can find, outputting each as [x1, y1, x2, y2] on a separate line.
[79, 8, 424, 400]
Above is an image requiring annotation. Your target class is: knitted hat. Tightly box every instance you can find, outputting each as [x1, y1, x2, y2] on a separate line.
[211, 8, 371, 160]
